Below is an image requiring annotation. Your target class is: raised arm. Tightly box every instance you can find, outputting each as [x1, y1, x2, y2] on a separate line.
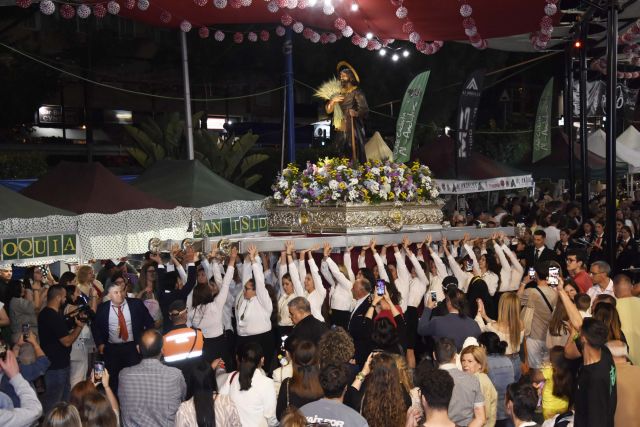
[371, 240, 390, 283]
[444, 237, 466, 286]
[344, 247, 356, 283]
[248, 245, 273, 313]
[358, 246, 367, 269]
[463, 234, 481, 277]
[324, 244, 353, 292]
[214, 248, 237, 311]
[285, 241, 305, 297]
[307, 254, 327, 300]
[427, 235, 448, 279]
[320, 258, 337, 288]
[502, 243, 524, 275]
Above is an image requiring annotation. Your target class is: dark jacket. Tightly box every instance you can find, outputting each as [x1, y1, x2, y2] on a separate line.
[156, 265, 197, 333]
[285, 314, 328, 352]
[525, 245, 556, 269]
[91, 297, 155, 347]
[348, 297, 372, 366]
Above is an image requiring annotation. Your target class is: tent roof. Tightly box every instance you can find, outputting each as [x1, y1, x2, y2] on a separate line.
[0, 184, 75, 220]
[416, 135, 530, 180]
[21, 162, 176, 214]
[588, 128, 640, 169]
[132, 160, 264, 207]
[115, 0, 560, 46]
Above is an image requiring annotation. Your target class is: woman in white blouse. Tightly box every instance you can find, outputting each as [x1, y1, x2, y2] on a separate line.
[297, 245, 327, 322]
[276, 248, 300, 341]
[218, 342, 278, 427]
[235, 245, 275, 373]
[187, 247, 237, 363]
[176, 359, 242, 426]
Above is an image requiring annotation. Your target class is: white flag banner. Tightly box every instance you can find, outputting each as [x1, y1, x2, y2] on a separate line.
[435, 175, 534, 195]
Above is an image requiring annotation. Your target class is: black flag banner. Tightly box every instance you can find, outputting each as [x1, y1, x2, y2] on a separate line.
[456, 69, 485, 158]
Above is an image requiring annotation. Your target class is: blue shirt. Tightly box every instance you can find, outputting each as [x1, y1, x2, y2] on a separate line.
[487, 355, 515, 420]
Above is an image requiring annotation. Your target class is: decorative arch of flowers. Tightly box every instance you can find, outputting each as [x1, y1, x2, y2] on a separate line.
[272, 157, 439, 207]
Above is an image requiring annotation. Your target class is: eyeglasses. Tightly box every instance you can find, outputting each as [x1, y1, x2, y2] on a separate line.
[566, 258, 576, 263]
[589, 271, 604, 276]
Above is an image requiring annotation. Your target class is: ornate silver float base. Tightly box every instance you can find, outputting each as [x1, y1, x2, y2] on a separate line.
[266, 202, 444, 234]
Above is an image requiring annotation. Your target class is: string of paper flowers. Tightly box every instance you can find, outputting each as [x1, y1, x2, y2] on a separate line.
[389, 0, 443, 55]
[459, 0, 487, 50]
[530, 0, 558, 50]
[589, 18, 640, 79]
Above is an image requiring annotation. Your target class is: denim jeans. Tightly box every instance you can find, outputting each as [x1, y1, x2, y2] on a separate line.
[41, 367, 70, 415]
[508, 353, 522, 382]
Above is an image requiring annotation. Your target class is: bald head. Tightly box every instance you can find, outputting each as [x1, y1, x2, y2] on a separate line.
[139, 329, 163, 359]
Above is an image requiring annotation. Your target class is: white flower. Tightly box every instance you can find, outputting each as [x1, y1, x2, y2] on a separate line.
[430, 189, 439, 198]
[274, 191, 282, 200]
[349, 178, 358, 186]
[370, 167, 380, 175]
[398, 168, 405, 176]
[348, 189, 358, 201]
[278, 180, 289, 189]
[289, 188, 297, 197]
[302, 198, 310, 204]
[382, 183, 391, 194]
[284, 197, 292, 206]
[331, 191, 340, 200]
[380, 191, 388, 200]
[421, 176, 428, 185]
[336, 165, 347, 171]
[329, 180, 339, 190]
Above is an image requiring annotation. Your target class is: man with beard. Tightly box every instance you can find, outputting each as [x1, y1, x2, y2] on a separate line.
[325, 62, 369, 163]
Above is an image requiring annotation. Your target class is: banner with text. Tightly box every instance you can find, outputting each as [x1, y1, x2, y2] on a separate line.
[194, 214, 268, 238]
[532, 78, 554, 163]
[456, 69, 485, 159]
[1, 234, 77, 262]
[394, 71, 430, 163]
[435, 175, 534, 195]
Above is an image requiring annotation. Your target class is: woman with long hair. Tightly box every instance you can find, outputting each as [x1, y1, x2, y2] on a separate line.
[464, 237, 500, 298]
[63, 285, 93, 388]
[75, 265, 103, 301]
[476, 292, 524, 381]
[531, 346, 573, 420]
[219, 342, 277, 426]
[43, 402, 82, 427]
[78, 391, 118, 427]
[135, 260, 158, 296]
[546, 298, 571, 349]
[365, 289, 407, 354]
[176, 359, 241, 426]
[478, 332, 514, 427]
[460, 345, 498, 427]
[346, 352, 408, 427]
[592, 302, 626, 343]
[297, 245, 327, 322]
[187, 247, 237, 363]
[277, 247, 302, 340]
[275, 340, 324, 420]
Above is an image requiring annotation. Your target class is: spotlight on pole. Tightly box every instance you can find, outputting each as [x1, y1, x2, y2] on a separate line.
[574, 39, 582, 49]
[366, 32, 373, 40]
[350, 2, 358, 11]
[392, 53, 399, 61]
[379, 49, 386, 56]
[402, 50, 409, 57]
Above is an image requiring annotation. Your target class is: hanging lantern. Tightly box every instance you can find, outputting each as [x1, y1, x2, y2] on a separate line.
[322, 3, 334, 15]
[199, 27, 210, 38]
[459, 4, 472, 18]
[402, 21, 414, 34]
[292, 21, 304, 33]
[395, 6, 407, 19]
[77, 4, 91, 18]
[260, 30, 270, 41]
[40, 0, 55, 15]
[311, 32, 320, 43]
[194, 0, 208, 5]
[281, 14, 293, 26]
[16, 0, 32, 9]
[276, 25, 286, 36]
[107, 1, 120, 14]
[124, 0, 135, 9]
[60, 4, 75, 19]
[160, 10, 172, 23]
[180, 20, 192, 32]
[342, 25, 353, 37]
[137, 0, 150, 11]
[93, 4, 107, 18]
[233, 32, 244, 43]
[214, 0, 228, 8]
[214, 30, 225, 41]
[409, 32, 420, 43]
[247, 31, 258, 41]
[267, 0, 279, 12]
[240, 0, 252, 6]
[334, 17, 346, 30]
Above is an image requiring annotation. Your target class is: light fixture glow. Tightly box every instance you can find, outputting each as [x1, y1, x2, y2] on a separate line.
[350, 2, 358, 11]
[366, 32, 373, 40]
[392, 53, 399, 61]
[379, 49, 386, 56]
[402, 50, 409, 57]
[308, 0, 317, 5]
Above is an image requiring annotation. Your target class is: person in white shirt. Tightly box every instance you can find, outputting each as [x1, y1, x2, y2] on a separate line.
[498, 238, 525, 293]
[276, 249, 300, 341]
[218, 341, 278, 427]
[235, 245, 275, 373]
[187, 246, 237, 363]
[321, 250, 355, 329]
[463, 234, 500, 297]
[543, 213, 562, 250]
[298, 244, 327, 322]
[442, 237, 474, 293]
[587, 261, 616, 302]
[403, 237, 428, 369]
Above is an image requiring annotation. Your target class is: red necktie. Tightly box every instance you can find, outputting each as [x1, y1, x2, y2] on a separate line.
[117, 306, 129, 341]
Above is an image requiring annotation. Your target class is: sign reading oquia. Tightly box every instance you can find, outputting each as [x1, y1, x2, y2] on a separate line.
[1, 234, 77, 261]
[193, 215, 268, 238]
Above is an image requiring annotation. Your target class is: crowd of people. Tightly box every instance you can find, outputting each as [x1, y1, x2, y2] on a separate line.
[0, 193, 639, 426]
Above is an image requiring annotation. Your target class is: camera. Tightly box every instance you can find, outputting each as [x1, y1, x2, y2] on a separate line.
[64, 304, 95, 329]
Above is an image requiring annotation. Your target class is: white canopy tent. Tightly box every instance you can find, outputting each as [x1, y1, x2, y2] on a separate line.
[587, 128, 640, 173]
[617, 126, 640, 174]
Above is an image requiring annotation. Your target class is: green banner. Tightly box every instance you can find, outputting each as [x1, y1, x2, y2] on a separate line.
[393, 71, 430, 163]
[194, 215, 268, 238]
[532, 77, 554, 163]
[1, 234, 77, 261]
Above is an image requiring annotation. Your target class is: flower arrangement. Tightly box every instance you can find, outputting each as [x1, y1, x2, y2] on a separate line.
[271, 157, 439, 206]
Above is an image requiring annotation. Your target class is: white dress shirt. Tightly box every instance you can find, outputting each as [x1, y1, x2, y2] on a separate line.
[464, 243, 499, 296]
[108, 300, 133, 344]
[324, 257, 354, 311]
[446, 252, 474, 293]
[587, 279, 616, 301]
[219, 368, 278, 427]
[407, 253, 428, 307]
[235, 263, 273, 337]
[393, 251, 411, 312]
[298, 258, 327, 322]
[501, 244, 525, 292]
[544, 225, 561, 250]
[186, 265, 234, 338]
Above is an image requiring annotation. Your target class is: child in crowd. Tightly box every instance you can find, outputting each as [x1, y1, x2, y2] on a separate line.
[575, 294, 591, 318]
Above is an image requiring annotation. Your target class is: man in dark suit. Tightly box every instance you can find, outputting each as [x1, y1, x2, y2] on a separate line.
[285, 297, 328, 352]
[525, 229, 556, 270]
[91, 276, 155, 393]
[347, 278, 372, 367]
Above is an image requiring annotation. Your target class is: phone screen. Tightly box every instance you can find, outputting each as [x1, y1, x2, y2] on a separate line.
[430, 291, 437, 302]
[528, 267, 536, 280]
[21, 323, 30, 340]
[376, 280, 385, 296]
[94, 362, 105, 382]
[548, 267, 559, 286]
[465, 260, 473, 272]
